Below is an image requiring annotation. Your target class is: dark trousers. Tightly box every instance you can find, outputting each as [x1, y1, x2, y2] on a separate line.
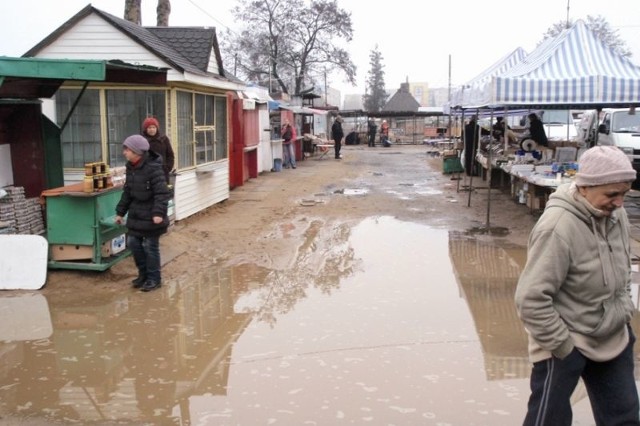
[128, 234, 162, 283]
[334, 139, 342, 158]
[524, 328, 639, 426]
[368, 133, 376, 147]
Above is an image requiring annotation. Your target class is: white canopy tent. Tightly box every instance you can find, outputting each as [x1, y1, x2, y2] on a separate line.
[450, 47, 528, 109]
[451, 19, 640, 230]
[483, 19, 640, 109]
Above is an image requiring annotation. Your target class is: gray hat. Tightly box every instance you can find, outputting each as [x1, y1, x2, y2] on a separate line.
[123, 135, 149, 155]
[575, 146, 636, 186]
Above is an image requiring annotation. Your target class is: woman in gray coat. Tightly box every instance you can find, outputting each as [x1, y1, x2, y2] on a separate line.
[515, 146, 639, 425]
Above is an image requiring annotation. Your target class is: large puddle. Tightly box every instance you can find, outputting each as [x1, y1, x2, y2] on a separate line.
[1, 216, 634, 424]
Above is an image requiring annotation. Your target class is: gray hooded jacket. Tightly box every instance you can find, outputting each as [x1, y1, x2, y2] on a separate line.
[515, 183, 634, 363]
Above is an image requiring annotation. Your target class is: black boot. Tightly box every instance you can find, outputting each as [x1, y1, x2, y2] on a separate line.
[141, 280, 162, 292]
[131, 276, 146, 289]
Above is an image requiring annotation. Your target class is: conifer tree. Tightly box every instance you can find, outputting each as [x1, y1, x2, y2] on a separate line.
[363, 46, 387, 112]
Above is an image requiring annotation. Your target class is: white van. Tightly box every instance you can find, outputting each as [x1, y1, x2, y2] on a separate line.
[579, 108, 640, 172]
[537, 109, 577, 141]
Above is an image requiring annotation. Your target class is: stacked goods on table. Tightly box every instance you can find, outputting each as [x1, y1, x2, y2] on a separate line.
[83, 161, 115, 193]
[0, 186, 45, 235]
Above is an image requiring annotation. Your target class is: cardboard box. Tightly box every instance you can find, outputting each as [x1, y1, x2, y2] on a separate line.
[50, 244, 93, 261]
[527, 196, 545, 211]
[51, 241, 115, 261]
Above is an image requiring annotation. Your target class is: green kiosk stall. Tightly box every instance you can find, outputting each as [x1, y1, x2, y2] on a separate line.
[0, 57, 166, 272]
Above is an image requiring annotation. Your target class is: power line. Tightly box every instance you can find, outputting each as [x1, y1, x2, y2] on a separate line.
[185, 0, 240, 36]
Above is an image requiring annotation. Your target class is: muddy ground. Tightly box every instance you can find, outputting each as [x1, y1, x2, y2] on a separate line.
[41, 144, 540, 294]
[7, 143, 640, 425]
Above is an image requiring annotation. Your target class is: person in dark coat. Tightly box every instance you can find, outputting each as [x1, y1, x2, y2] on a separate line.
[463, 115, 490, 176]
[367, 118, 377, 147]
[281, 119, 296, 169]
[115, 135, 171, 292]
[526, 113, 548, 147]
[142, 117, 175, 184]
[331, 115, 344, 160]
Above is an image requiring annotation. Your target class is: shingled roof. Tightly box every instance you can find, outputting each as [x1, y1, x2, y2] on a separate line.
[382, 82, 420, 113]
[24, 5, 227, 79]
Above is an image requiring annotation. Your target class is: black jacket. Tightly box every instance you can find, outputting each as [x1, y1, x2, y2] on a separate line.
[332, 121, 344, 142]
[529, 119, 548, 146]
[143, 132, 175, 183]
[116, 150, 171, 237]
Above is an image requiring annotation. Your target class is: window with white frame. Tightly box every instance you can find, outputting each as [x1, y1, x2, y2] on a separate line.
[176, 90, 227, 167]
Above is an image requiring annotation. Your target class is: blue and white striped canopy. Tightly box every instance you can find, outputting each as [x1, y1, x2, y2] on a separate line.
[489, 19, 640, 107]
[450, 47, 527, 108]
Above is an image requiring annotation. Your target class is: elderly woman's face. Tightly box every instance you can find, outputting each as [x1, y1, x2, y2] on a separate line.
[578, 182, 632, 215]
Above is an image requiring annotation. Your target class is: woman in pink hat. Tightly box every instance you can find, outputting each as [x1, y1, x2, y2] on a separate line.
[142, 117, 175, 183]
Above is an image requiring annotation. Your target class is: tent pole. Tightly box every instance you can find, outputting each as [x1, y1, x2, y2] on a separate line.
[486, 110, 495, 229]
[467, 108, 479, 207]
[457, 110, 465, 192]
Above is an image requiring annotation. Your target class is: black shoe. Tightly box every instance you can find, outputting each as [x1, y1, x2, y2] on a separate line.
[141, 280, 162, 292]
[131, 276, 146, 289]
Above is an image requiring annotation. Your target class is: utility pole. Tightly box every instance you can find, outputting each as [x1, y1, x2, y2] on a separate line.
[324, 68, 327, 106]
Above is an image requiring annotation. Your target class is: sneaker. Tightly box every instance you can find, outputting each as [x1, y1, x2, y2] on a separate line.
[131, 276, 146, 289]
[141, 280, 162, 292]
[292, 165, 297, 169]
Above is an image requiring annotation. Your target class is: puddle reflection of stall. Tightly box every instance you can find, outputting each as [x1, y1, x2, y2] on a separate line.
[0, 264, 254, 423]
[448, 231, 530, 380]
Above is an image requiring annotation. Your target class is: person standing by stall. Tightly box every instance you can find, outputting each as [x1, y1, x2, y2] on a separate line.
[524, 112, 548, 147]
[380, 119, 390, 147]
[281, 119, 296, 169]
[515, 145, 639, 425]
[331, 115, 344, 160]
[141, 117, 174, 184]
[115, 135, 171, 292]
[462, 115, 489, 176]
[368, 118, 377, 147]
[492, 116, 518, 144]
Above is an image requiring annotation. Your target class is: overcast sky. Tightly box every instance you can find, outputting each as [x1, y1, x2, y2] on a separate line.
[1, 0, 639, 97]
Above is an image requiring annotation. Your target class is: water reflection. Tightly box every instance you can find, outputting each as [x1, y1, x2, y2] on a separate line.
[448, 232, 529, 380]
[1, 216, 620, 424]
[0, 267, 249, 424]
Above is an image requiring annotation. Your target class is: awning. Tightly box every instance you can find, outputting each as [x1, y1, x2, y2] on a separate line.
[236, 86, 272, 104]
[0, 57, 167, 99]
[280, 105, 325, 115]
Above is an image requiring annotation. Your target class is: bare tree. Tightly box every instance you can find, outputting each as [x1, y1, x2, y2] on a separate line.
[542, 15, 631, 58]
[123, 0, 171, 26]
[157, 0, 171, 26]
[124, 0, 141, 24]
[221, 0, 356, 96]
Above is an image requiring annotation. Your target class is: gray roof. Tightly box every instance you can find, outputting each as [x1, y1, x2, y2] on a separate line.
[147, 26, 219, 73]
[24, 5, 229, 80]
[382, 83, 420, 113]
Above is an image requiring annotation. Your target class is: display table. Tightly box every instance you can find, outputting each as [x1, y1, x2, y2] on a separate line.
[42, 183, 130, 271]
[501, 164, 572, 212]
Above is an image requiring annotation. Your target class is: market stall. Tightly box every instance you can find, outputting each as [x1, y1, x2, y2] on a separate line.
[42, 182, 130, 271]
[451, 20, 640, 225]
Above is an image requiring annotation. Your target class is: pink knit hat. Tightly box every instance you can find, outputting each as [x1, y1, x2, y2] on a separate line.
[575, 146, 636, 186]
[142, 117, 160, 131]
